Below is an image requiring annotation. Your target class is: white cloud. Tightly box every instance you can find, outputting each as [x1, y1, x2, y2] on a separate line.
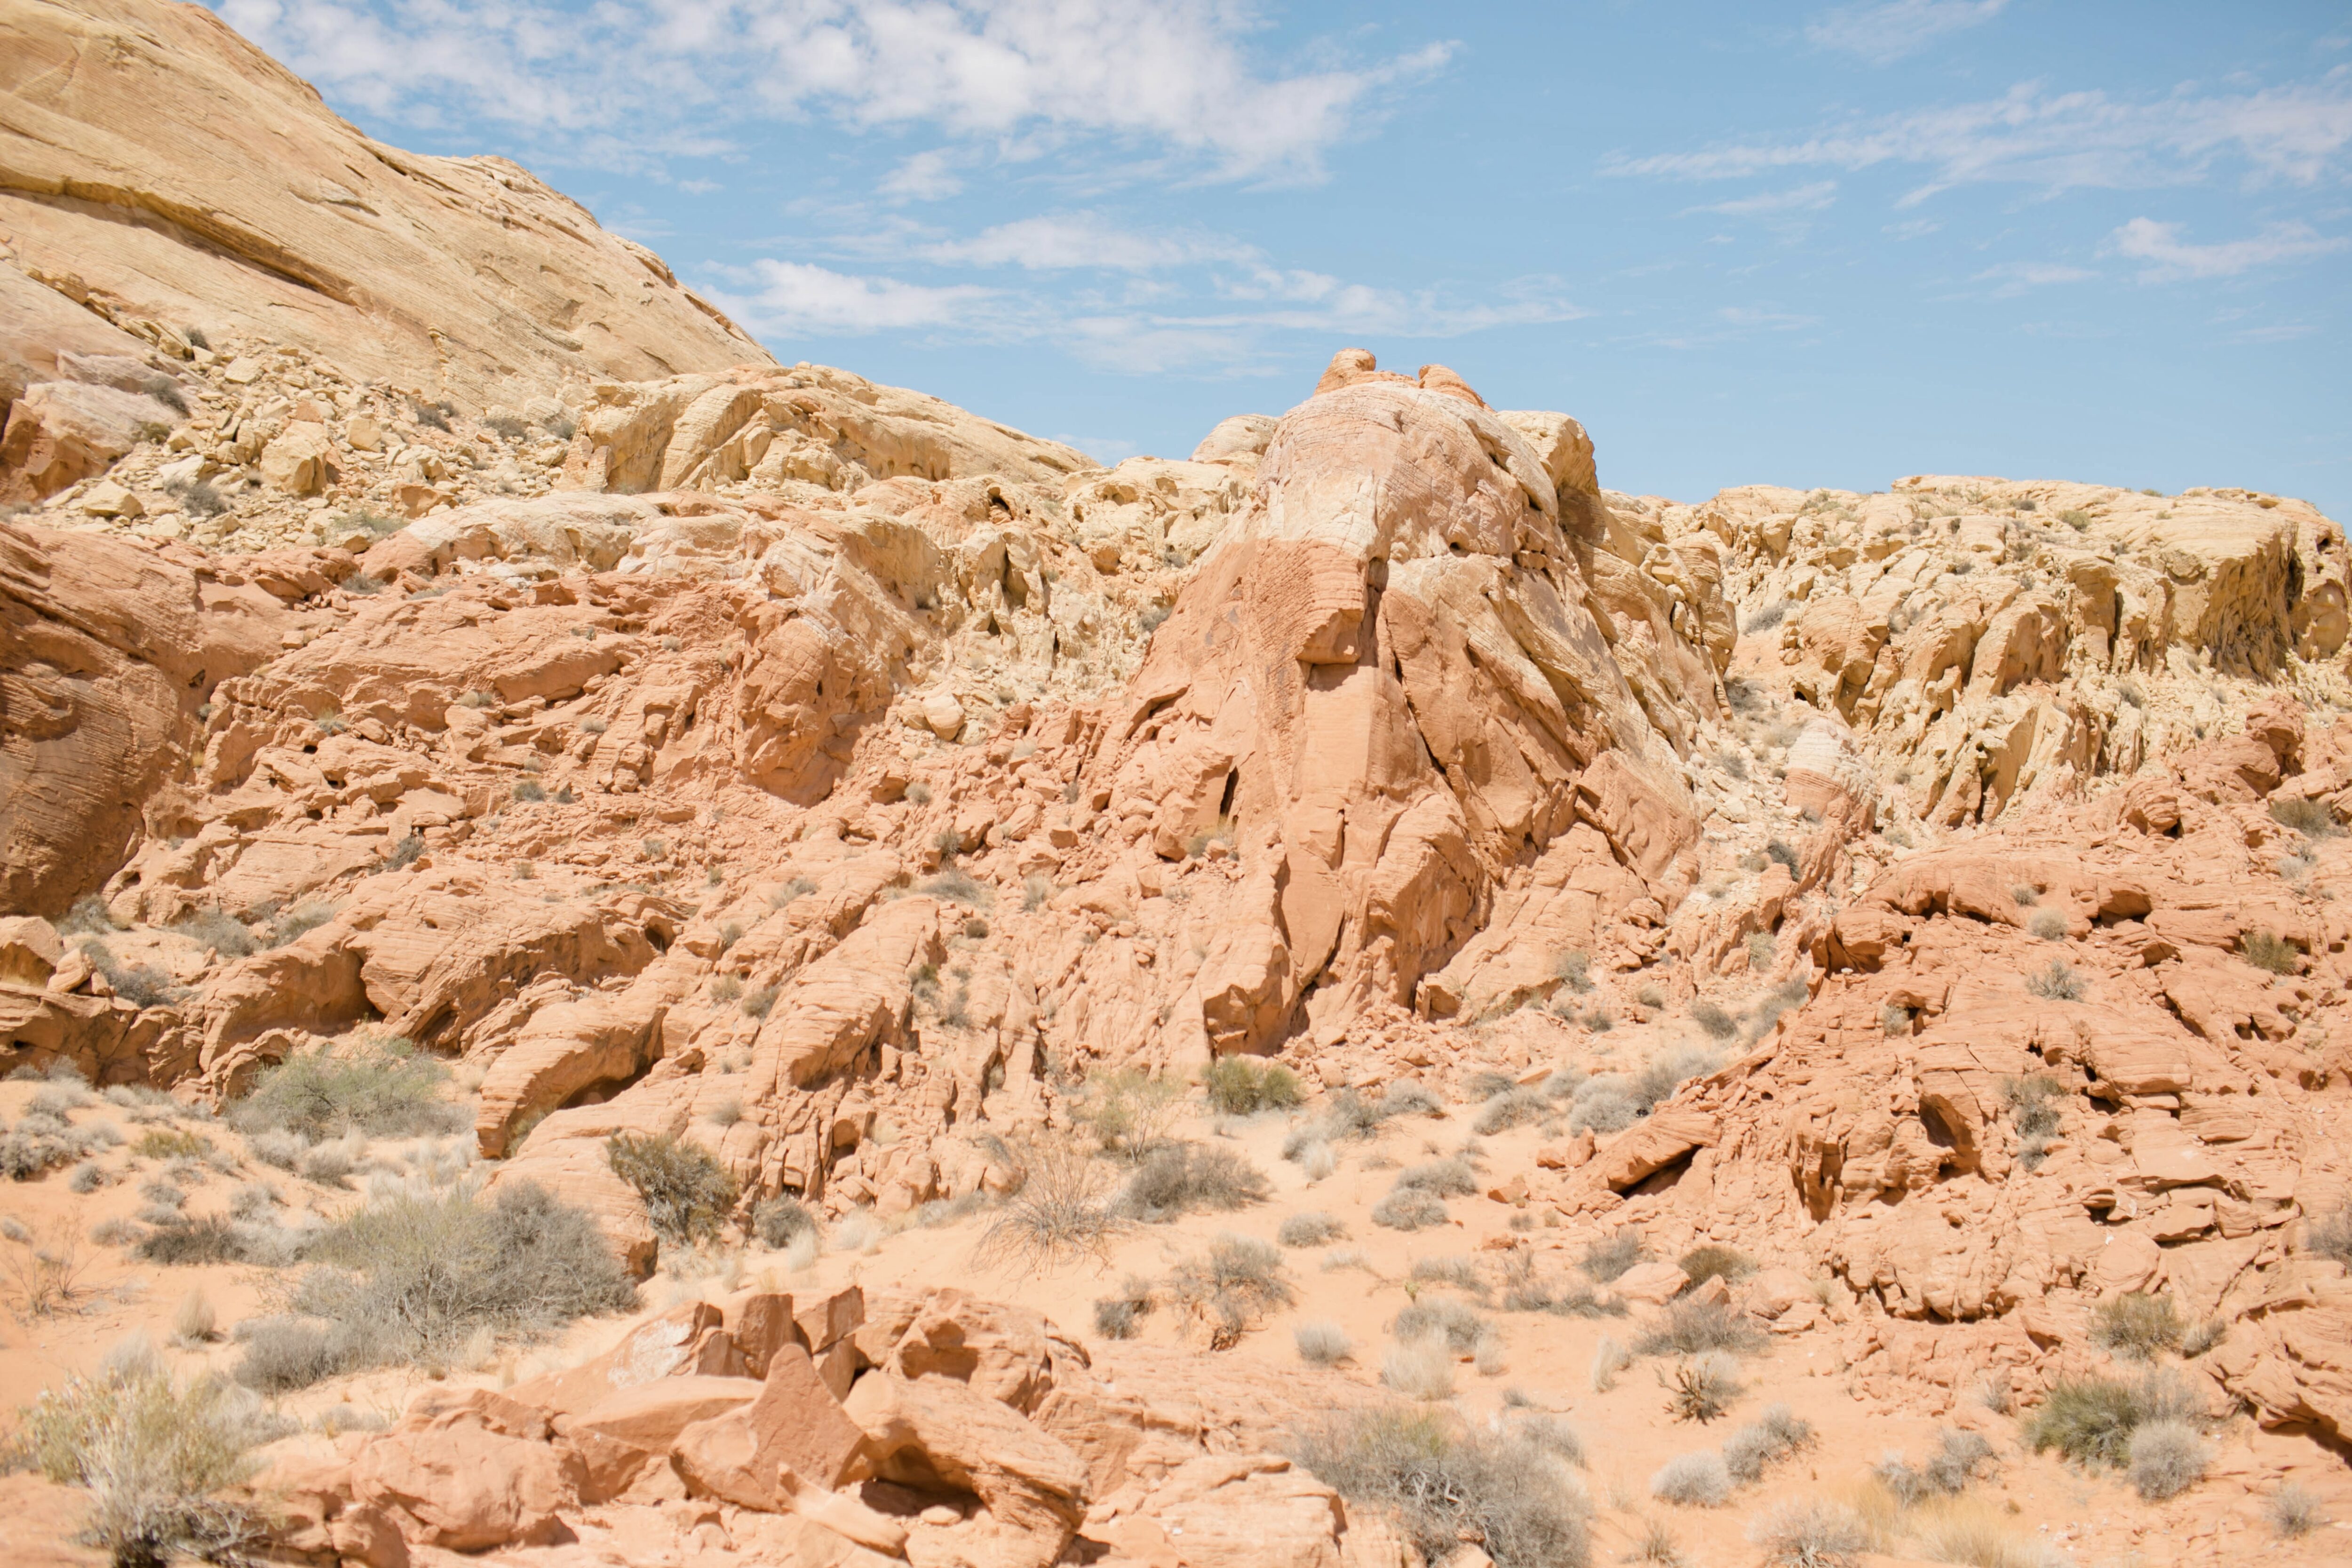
[2110, 217, 2350, 279]
[703, 252, 1582, 373]
[1973, 261, 2097, 296]
[214, 0, 1453, 183]
[1692, 181, 1838, 216]
[880, 150, 963, 200]
[1806, 0, 2008, 65]
[1606, 79, 2352, 201]
[718, 261, 998, 335]
[922, 215, 1259, 270]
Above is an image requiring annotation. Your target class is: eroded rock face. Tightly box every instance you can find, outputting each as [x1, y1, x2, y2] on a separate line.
[0, 0, 767, 414]
[0, 522, 307, 914]
[1087, 356, 1711, 1052]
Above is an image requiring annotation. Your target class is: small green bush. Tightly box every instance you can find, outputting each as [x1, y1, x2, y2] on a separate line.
[1677, 1244, 1755, 1286]
[1201, 1056, 1301, 1115]
[2269, 796, 2340, 838]
[2025, 1372, 2193, 1469]
[229, 1037, 463, 1141]
[1073, 1068, 1185, 1155]
[2090, 1291, 2184, 1360]
[2241, 930, 2300, 975]
[607, 1133, 739, 1247]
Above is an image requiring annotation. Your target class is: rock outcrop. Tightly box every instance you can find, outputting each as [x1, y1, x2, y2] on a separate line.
[0, 0, 767, 422]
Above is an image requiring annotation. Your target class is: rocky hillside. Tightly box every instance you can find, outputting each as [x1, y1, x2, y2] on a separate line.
[0, 5, 2349, 1568]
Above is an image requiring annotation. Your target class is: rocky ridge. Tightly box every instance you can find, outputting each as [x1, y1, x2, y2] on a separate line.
[1, 3, 2350, 1566]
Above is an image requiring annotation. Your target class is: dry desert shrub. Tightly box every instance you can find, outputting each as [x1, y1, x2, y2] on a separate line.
[1073, 1067, 1185, 1155]
[1291, 1408, 1590, 1568]
[1589, 1334, 1630, 1392]
[1278, 1210, 1347, 1247]
[1721, 1403, 1816, 1482]
[1748, 1498, 1868, 1567]
[1370, 1186, 1447, 1231]
[228, 1036, 465, 1142]
[1871, 1428, 1994, 1504]
[1201, 1056, 1300, 1115]
[1580, 1229, 1644, 1282]
[2269, 796, 2340, 837]
[1169, 1234, 1291, 1347]
[607, 1132, 738, 1247]
[1649, 1450, 1731, 1506]
[4, 1217, 91, 1316]
[1660, 1353, 1743, 1424]
[1293, 1320, 1351, 1365]
[1092, 1275, 1156, 1340]
[2023, 1369, 2195, 1470]
[2024, 960, 2085, 1001]
[2090, 1290, 2183, 1359]
[1381, 1337, 1455, 1400]
[238, 1180, 631, 1391]
[1119, 1142, 1270, 1221]
[976, 1136, 1126, 1273]
[1677, 1244, 1755, 1286]
[7, 1364, 264, 1568]
[2267, 1482, 2325, 1537]
[752, 1193, 816, 1248]
[1472, 1085, 1549, 1134]
[2239, 929, 2300, 975]
[1637, 1297, 1764, 1357]
[1393, 1296, 1490, 1353]
[2125, 1418, 2207, 1500]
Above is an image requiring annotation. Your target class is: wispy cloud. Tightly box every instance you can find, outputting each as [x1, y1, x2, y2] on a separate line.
[704, 252, 1584, 373]
[215, 0, 1454, 183]
[1691, 181, 1838, 216]
[880, 150, 963, 201]
[2110, 217, 2350, 279]
[1606, 79, 2352, 202]
[1806, 0, 2009, 65]
[921, 215, 1259, 271]
[719, 261, 999, 335]
[1973, 260, 2097, 296]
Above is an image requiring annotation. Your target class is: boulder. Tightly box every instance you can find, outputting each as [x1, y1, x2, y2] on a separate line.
[670, 1345, 869, 1505]
[843, 1372, 1088, 1563]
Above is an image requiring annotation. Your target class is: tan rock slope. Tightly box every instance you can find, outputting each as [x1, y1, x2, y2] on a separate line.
[0, 0, 768, 429]
[2, 8, 2351, 1568]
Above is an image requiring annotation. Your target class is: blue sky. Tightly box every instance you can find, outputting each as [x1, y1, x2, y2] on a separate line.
[215, 1, 2352, 517]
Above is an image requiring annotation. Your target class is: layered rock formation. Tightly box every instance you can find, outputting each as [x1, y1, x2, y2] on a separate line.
[3, 7, 2352, 1565]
